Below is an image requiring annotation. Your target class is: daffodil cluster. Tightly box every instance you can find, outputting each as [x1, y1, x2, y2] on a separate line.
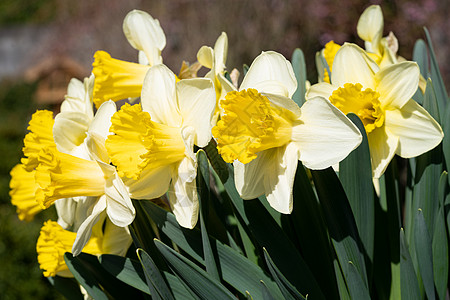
[9, 6, 444, 285]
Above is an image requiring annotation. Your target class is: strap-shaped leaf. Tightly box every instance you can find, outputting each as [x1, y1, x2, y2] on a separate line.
[414, 209, 436, 300]
[263, 248, 306, 300]
[347, 261, 371, 300]
[291, 48, 307, 107]
[137, 248, 175, 300]
[400, 229, 421, 300]
[141, 200, 283, 299]
[260, 281, 277, 300]
[311, 168, 369, 291]
[340, 113, 375, 269]
[154, 239, 236, 300]
[47, 276, 84, 300]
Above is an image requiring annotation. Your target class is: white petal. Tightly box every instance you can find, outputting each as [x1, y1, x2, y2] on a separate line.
[332, 43, 379, 89]
[197, 46, 214, 69]
[85, 132, 109, 164]
[72, 196, 106, 256]
[55, 198, 78, 229]
[123, 10, 165, 66]
[102, 220, 132, 256]
[176, 78, 216, 146]
[264, 143, 300, 214]
[168, 157, 199, 229]
[234, 155, 267, 200]
[375, 61, 419, 109]
[124, 165, 171, 199]
[105, 173, 136, 227]
[385, 99, 443, 158]
[88, 100, 117, 139]
[53, 112, 90, 154]
[368, 126, 399, 178]
[305, 82, 335, 101]
[241, 51, 297, 97]
[213, 32, 228, 75]
[357, 5, 384, 43]
[264, 93, 302, 118]
[65, 78, 85, 101]
[141, 64, 181, 127]
[292, 97, 362, 169]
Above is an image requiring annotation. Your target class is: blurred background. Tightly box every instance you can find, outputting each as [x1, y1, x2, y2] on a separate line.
[0, 0, 449, 298]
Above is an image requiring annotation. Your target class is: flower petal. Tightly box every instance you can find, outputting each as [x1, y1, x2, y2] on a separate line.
[264, 143, 300, 214]
[123, 10, 165, 66]
[168, 157, 199, 229]
[357, 5, 383, 43]
[367, 126, 399, 178]
[88, 100, 117, 140]
[53, 112, 89, 154]
[197, 46, 214, 69]
[102, 220, 132, 256]
[105, 173, 135, 227]
[213, 32, 228, 75]
[141, 64, 181, 127]
[305, 82, 335, 101]
[72, 196, 106, 256]
[241, 51, 297, 97]
[332, 43, 379, 89]
[176, 78, 216, 146]
[385, 99, 443, 158]
[124, 165, 171, 199]
[292, 97, 362, 169]
[375, 61, 419, 109]
[234, 154, 267, 200]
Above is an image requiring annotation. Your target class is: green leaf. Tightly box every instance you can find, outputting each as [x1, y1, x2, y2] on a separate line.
[288, 162, 339, 299]
[442, 104, 450, 186]
[339, 113, 375, 269]
[260, 281, 277, 300]
[263, 249, 306, 300]
[291, 48, 307, 107]
[413, 39, 429, 79]
[347, 261, 371, 300]
[141, 200, 283, 299]
[100, 254, 149, 294]
[414, 209, 436, 300]
[137, 249, 175, 300]
[424, 27, 449, 120]
[47, 276, 84, 300]
[222, 166, 325, 300]
[197, 150, 220, 281]
[433, 172, 449, 300]
[310, 168, 369, 291]
[333, 259, 351, 300]
[400, 229, 421, 300]
[203, 140, 229, 183]
[154, 239, 236, 300]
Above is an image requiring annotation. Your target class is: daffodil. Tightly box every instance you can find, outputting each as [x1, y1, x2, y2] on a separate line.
[212, 51, 362, 213]
[197, 32, 233, 116]
[37, 218, 131, 277]
[92, 10, 166, 107]
[106, 64, 216, 228]
[35, 101, 135, 255]
[307, 43, 443, 178]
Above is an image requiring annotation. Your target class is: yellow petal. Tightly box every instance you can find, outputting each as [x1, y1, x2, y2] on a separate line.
[21, 110, 56, 171]
[9, 164, 42, 221]
[92, 51, 149, 108]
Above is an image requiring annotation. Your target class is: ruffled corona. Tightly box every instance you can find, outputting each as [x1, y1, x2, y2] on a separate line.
[106, 103, 186, 180]
[37, 220, 102, 277]
[21, 110, 56, 171]
[35, 148, 105, 209]
[92, 51, 150, 108]
[323, 41, 341, 83]
[212, 88, 294, 164]
[329, 83, 384, 133]
[9, 164, 42, 221]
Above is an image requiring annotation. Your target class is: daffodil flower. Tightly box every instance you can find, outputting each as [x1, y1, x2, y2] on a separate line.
[92, 9, 166, 107]
[212, 51, 362, 213]
[105, 64, 216, 228]
[307, 43, 443, 178]
[35, 101, 135, 255]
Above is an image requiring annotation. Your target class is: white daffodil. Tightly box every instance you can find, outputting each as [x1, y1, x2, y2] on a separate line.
[212, 51, 362, 214]
[307, 43, 443, 178]
[105, 64, 216, 228]
[92, 10, 166, 107]
[35, 101, 135, 255]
